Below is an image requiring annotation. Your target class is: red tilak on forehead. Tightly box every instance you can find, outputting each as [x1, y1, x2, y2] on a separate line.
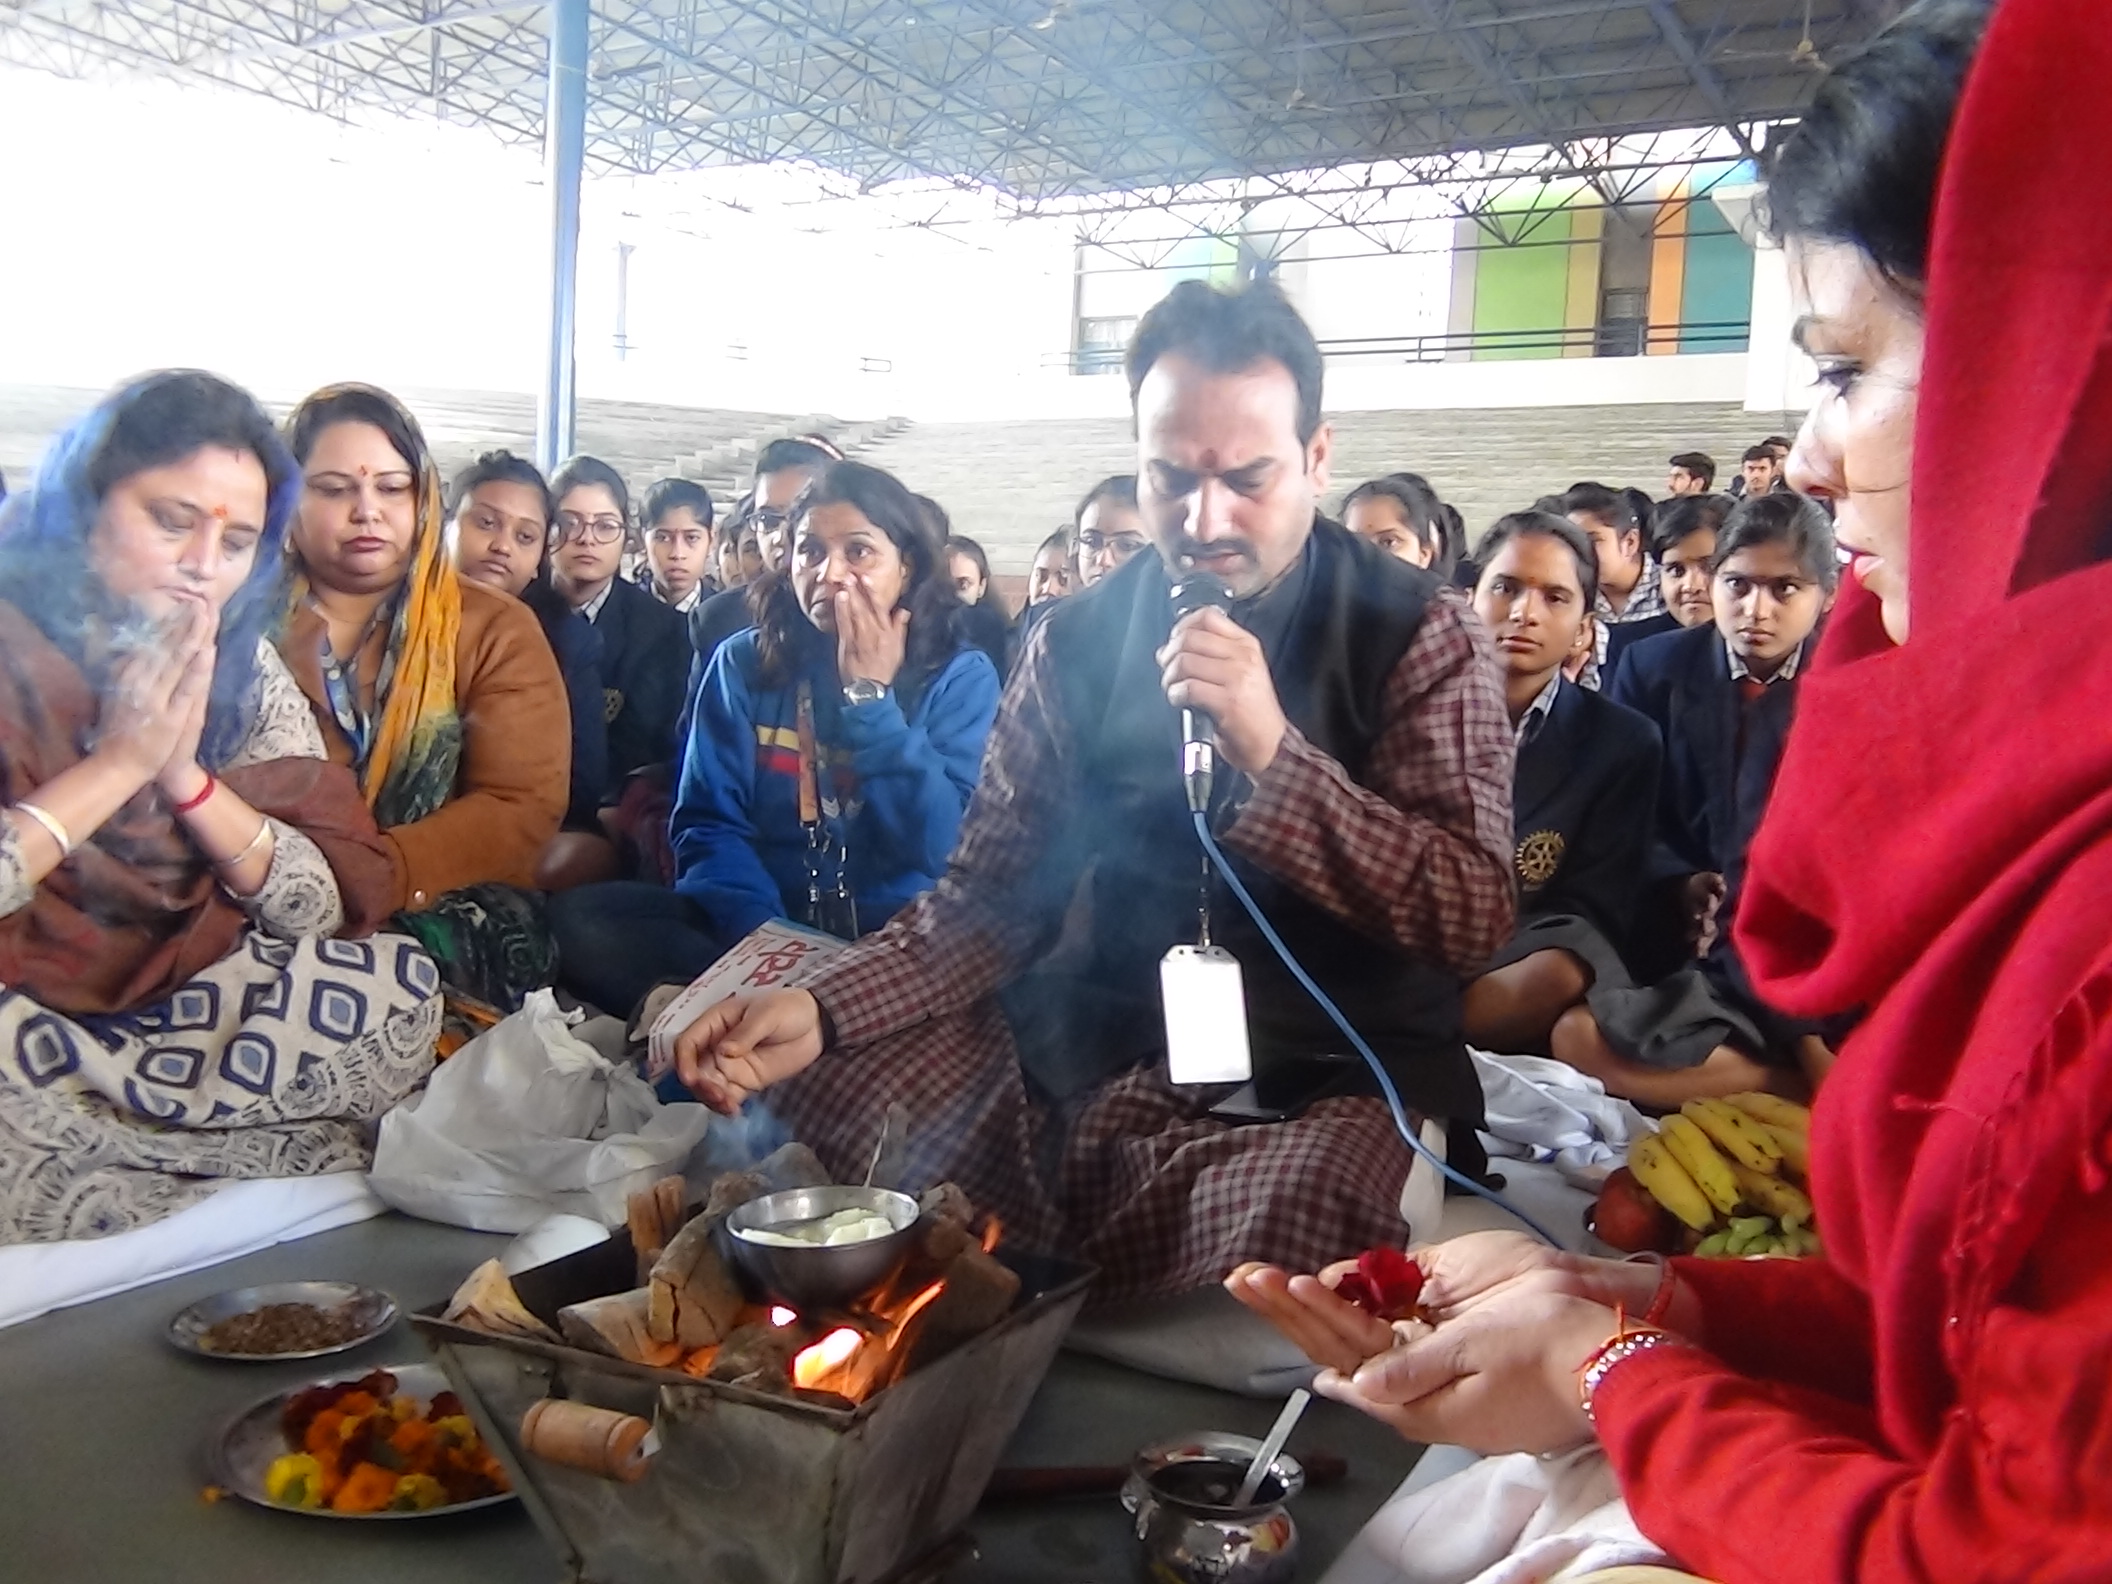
[210, 504, 230, 520]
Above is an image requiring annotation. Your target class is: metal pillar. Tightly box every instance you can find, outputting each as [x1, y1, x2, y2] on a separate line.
[535, 0, 588, 474]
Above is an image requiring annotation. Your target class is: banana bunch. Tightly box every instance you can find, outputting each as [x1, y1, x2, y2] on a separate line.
[1625, 1095, 1819, 1258]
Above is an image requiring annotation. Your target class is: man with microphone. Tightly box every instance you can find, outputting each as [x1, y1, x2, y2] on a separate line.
[669, 279, 1516, 1300]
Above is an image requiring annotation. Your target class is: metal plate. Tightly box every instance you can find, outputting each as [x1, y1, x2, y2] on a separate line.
[206, 1359, 516, 1521]
[169, 1281, 399, 1362]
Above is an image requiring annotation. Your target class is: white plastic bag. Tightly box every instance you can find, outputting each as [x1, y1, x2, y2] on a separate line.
[370, 990, 714, 1233]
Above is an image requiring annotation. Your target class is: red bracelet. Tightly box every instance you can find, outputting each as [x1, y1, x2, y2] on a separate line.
[1623, 1251, 1678, 1327]
[170, 773, 217, 816]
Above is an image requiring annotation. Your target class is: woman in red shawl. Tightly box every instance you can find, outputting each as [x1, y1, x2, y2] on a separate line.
[1230, 1, 2112, 1578]
[0, 372, 440, 1243]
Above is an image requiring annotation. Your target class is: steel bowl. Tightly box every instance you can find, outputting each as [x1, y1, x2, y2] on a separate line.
[724, 1185, 921, 1311]
[167, 1281, 398, 1362]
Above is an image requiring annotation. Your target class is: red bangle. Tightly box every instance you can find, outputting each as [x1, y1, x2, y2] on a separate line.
[1623, 1251, 1678, 1327]
[170, 773, 217, 816]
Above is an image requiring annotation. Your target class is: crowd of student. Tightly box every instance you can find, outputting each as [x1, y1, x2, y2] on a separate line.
[0, 311, 1824, 1234]
[4, 0, 2112, 1573]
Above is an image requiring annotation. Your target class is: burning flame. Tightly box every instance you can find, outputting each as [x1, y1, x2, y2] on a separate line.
[891, 1279, 948, 1332]
[775, 1216, 1007, 1403]
[785, 1280, 951, 1399]
[791, 1327, 863, 1390]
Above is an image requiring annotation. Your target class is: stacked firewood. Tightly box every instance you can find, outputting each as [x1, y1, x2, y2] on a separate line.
[443, 1145, 1017, 1403]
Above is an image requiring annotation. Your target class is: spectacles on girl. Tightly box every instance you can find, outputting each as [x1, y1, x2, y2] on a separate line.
[555, 512, 626, 544]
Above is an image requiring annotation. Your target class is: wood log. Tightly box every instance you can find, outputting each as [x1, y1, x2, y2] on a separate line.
[703, 1168, 770, 1222]
[917, 1182, 976, 1228]
[757, 1143, 829, 1192]
[558, 1288, 681, 1368]
[707, 1321, 803, 1390]
[909, 1245, 1020, 1365]
[649, 1214, 746, 1350]
[443, 1259, 560, 1343]
[626, 1174, 690, 1283]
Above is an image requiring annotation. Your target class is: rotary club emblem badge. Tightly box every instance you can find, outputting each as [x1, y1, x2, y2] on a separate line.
[1516, 830, 1565, 888]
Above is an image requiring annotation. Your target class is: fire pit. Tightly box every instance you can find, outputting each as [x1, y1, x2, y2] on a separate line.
[413, 1157, 1092, 1584]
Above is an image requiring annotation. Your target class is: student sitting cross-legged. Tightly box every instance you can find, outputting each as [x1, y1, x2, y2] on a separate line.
[1549, 491, 1839, 1105]
[549, 460, 1000, 1019]
[1460, 511, 1663, 1057]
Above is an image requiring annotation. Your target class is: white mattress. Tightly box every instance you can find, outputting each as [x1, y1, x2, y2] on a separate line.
[0, 1171, 387, 1331]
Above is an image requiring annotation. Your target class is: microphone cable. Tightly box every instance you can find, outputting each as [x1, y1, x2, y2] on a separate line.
[1192, 810, 1563, 1248]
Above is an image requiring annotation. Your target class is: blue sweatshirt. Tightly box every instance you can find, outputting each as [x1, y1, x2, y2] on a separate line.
[671, 630, 1000, 943]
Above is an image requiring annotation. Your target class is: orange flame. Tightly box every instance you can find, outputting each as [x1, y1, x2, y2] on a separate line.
[791, 1326, 863, 1391]
[891, 1280, 947, 1333]
[979, 1217, 1002, 1255]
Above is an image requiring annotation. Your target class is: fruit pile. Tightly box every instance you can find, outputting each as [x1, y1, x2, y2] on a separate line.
[1591, 1095, 1817, 1259]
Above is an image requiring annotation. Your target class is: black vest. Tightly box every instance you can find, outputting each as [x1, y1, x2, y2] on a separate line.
[1006, 521, 1484, 1129]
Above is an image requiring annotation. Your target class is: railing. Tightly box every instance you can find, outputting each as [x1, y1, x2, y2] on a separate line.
[1053, 319, 1750, 374]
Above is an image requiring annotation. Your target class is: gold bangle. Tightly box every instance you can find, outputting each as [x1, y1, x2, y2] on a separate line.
[211, 818, 274, 871]
[14, 802, 73, 859]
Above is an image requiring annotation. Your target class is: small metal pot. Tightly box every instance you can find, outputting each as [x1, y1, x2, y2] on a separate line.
[723, 1184, 921, 1311]
[1122, 1432, 1305, 1584]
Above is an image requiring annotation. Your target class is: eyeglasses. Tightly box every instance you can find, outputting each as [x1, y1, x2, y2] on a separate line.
[555, 512, 626, 544]
[752, 508, 791, 533]
[1077, 531, 1148, 557]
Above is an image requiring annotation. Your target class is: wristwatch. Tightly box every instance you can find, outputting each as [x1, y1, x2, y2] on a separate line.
[842, 678, 890, 707]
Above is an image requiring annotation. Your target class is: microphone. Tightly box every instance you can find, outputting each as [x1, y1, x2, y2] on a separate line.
[1168, 571, 1231, 814]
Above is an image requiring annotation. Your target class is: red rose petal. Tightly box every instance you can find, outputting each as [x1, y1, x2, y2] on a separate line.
[1330, 1248, 1425, 1320]
[1357, 1247, 1425, 1317]
[1332, 1270, 1384, 1311]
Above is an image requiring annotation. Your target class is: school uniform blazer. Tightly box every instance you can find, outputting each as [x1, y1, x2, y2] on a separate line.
[590, 575, 690, 790]
[1512, 680, 1662, 949]
[1605, 623, 1800, 917]
[1603, 611, 1680, 680]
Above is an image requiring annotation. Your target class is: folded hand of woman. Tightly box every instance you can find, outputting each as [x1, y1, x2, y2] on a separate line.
[97, 601, 218, 788]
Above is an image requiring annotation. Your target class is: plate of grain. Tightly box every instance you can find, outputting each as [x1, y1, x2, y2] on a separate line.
[168, 1281, 398, 1361]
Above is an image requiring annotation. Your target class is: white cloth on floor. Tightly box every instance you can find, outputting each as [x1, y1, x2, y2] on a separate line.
[1471, 1049, 1653, 1189]
[1319, 1445, 1668, 1584]
[0, 1170, 385, 1330]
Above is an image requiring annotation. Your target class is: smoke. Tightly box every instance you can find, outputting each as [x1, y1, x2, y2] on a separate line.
[683, 1096, 794, 1192]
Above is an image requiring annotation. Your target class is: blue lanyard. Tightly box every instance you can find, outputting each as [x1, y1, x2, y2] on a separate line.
[319, 634, 374, 772]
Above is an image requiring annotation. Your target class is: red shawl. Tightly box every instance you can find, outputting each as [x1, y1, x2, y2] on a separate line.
[0, 600, 397, 1015]
[1590, 3, 2112, 1579]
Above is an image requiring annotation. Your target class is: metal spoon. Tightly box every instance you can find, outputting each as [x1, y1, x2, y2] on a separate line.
[1234, 1388, 1310, 1507]
[861, 1110, 891, 1188]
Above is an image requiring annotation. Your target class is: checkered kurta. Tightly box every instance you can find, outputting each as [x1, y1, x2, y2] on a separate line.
[774, 584, 1516, 1300]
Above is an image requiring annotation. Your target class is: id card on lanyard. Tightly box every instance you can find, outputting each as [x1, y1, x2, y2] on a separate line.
[318, 618, 390, 773]
[795, 682, 859, 940]
[1160, 850, 1252, 1086]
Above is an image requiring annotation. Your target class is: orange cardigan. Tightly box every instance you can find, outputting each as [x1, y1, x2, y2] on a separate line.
[281, 580, 567, 913]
